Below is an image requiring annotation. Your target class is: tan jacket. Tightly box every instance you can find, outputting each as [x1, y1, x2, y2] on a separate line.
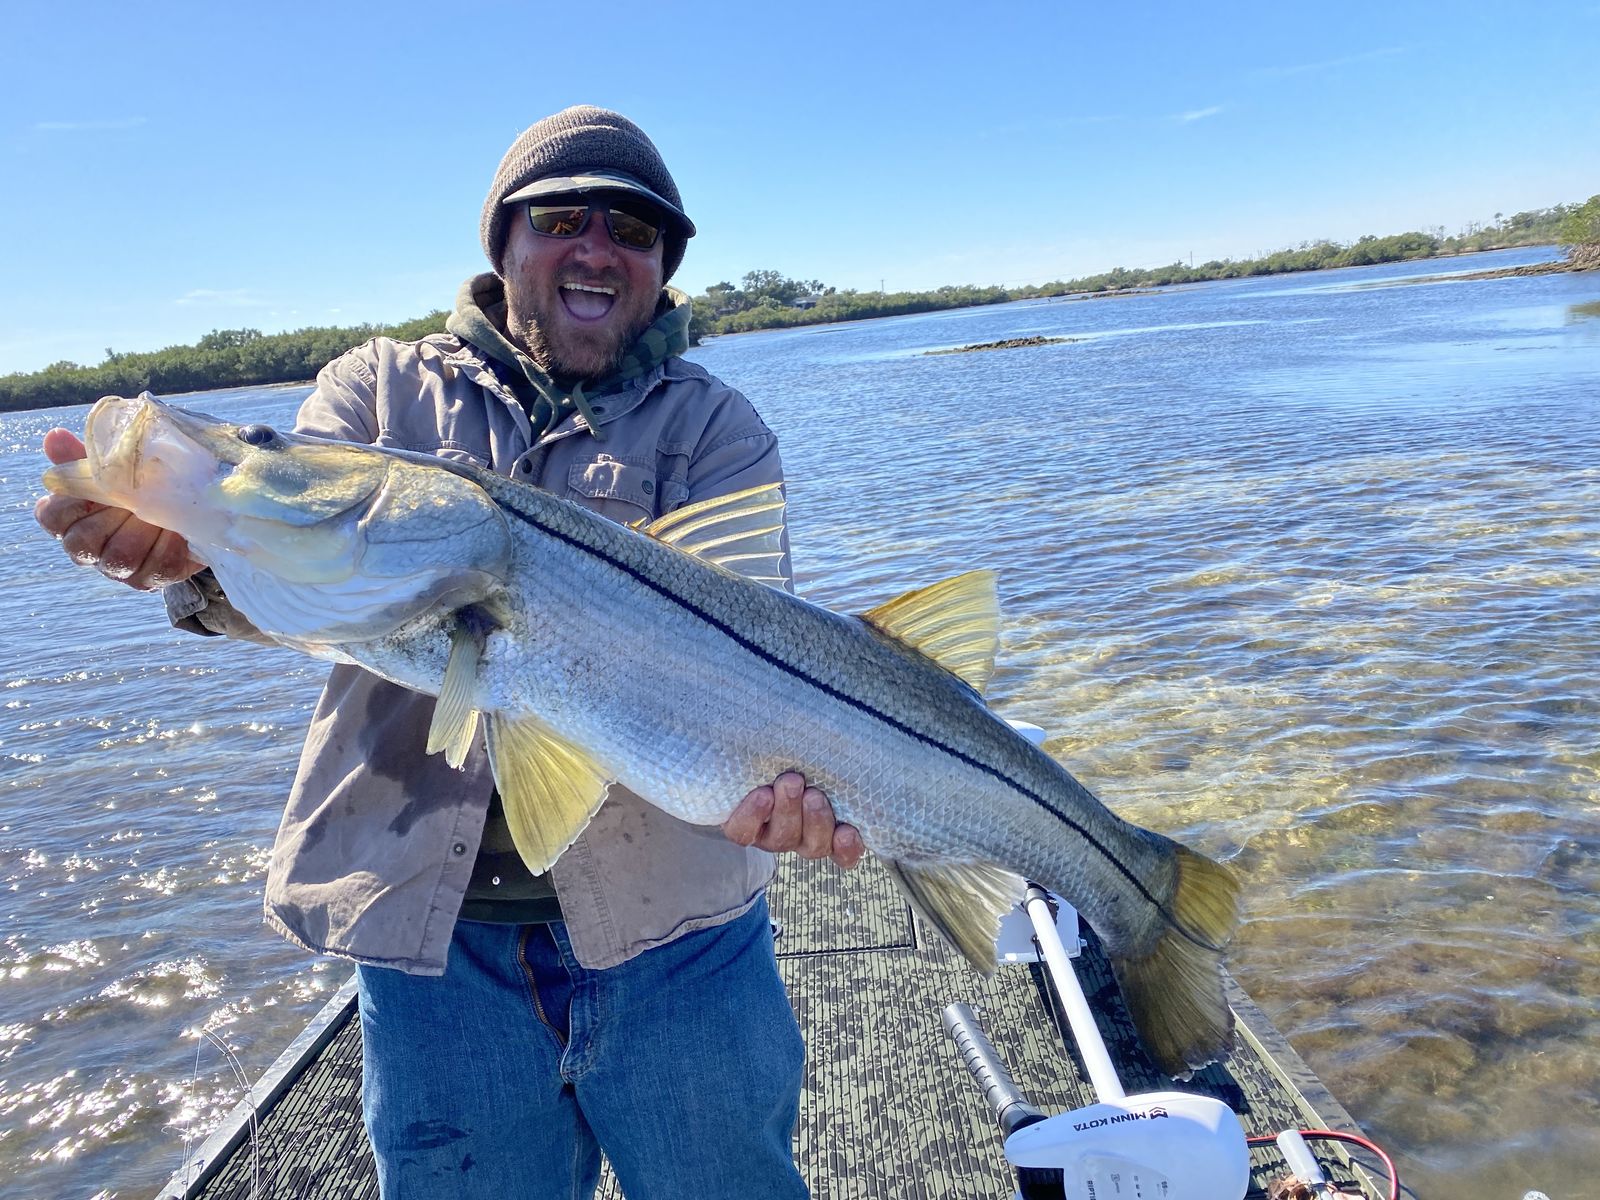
[170, 319, 784, 973]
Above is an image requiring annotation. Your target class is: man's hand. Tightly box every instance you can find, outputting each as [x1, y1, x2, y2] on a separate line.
[723, 772, 864, 870]
[34, 429, 204, 590]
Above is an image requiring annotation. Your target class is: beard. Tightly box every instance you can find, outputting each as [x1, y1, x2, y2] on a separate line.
[505, 266, 661, 382]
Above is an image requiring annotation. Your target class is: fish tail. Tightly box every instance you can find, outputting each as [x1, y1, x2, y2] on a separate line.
[1107, 844, 1240, 1078]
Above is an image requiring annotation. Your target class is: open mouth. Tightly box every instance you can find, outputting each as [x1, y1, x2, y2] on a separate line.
[559, 281, 618, 322]
[83, 394, 150, 471]
[42, 394, 226, 530]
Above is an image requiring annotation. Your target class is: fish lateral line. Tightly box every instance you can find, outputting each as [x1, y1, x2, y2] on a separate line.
[498, 499, 1215, 950]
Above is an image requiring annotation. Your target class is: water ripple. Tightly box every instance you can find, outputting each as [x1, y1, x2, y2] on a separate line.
[1, 259, 1597, 1197]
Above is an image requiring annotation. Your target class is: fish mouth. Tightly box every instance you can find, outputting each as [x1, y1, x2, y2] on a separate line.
[84, 394, 149, 469]
[43, 393, 239, 519]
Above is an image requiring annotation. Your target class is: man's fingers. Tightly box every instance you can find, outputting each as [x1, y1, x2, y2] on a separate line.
[99, 514, 165, 581]
[798, 787, 834, 859]
[147, 529, 206, 586]
[107, 520, 201, 588]
[42, 428, 87, 464]
[37, 429, 200, 589]
[762, 771, 805, 851]
[722, 785, 775, 847]
[59, 505, 132, 567]
[830, 823, 865, 871]
[47, 501, 198, 589]
[724, 774, 864, 869]
[35, 493, 103, 538]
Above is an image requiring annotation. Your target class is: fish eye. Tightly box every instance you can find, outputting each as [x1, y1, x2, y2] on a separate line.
[238, 424, 278, 446]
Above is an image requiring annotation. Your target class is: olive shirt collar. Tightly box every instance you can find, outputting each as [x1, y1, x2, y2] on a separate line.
[445, 272, 692, 443]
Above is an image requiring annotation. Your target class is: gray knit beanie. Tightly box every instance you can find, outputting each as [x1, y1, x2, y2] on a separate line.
[481, 105, 693, 282]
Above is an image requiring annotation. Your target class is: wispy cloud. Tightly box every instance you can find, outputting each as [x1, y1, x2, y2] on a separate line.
[1175, 105, 1224, 124]
[175, 289, 268, 309]
[33, 117, 148, 132]
[1256, 47, 1404, 78]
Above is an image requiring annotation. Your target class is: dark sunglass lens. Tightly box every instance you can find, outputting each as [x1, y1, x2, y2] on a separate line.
[528, 205, 589, 237]
[606, 208, 662, 249]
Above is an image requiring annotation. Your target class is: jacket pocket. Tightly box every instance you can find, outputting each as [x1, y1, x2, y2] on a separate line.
[568, 454, 662, 522]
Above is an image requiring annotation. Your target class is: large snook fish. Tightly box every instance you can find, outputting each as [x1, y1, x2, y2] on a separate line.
[45, 393, 1241, 1075]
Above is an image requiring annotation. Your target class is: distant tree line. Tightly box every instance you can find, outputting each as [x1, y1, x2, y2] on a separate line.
[3, 198, 1592, 412]
[686, 199, 1591, 340]
[0, 313, 447, 413]
[687, 278, 1013, 341]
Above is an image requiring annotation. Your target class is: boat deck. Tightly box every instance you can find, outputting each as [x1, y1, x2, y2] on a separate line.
[162, 856, 1381, 1199]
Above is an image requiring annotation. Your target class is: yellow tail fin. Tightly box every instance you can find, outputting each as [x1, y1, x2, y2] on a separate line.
[1108, 845, 1241, 1078]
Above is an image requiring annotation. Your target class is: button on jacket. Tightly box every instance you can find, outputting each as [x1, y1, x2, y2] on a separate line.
[168, 292, 786, 974]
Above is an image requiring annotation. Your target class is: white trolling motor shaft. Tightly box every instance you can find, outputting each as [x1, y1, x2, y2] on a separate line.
[1020, 889, 1124, 1102]
[947, 873, 1251, 1200]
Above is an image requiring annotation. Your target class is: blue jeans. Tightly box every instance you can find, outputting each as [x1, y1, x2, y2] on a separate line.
[355, 897, 808, 1199]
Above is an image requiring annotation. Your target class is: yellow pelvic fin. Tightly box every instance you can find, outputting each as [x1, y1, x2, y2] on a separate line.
[426, 619, 484, 769]
[485, 713, 611, 874]
[1107, 845, 1241, 1078]
[860, 570, 1001, 694]
[884, 858, 1026, 975]
[641, 482, 788, 587]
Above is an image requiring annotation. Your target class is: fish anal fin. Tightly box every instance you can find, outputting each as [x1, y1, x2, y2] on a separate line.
[426, 618, 484, 769]
[485, 714, 611, 874]
[641, 482, 788, 584]
[1108, 845, 1240, 1078]
[860, 570, 1001, 694]
[885, 858, 1025, 975]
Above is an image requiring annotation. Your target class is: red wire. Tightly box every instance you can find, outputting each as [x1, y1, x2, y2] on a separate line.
[1244, 1129, 1401, 1200]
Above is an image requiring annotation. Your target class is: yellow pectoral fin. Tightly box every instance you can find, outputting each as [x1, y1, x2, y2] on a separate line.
[485, 714, 611, 874]
[860, 569, 1001, 694]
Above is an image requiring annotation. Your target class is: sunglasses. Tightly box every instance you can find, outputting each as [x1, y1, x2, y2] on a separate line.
[525, 198, 666, 251]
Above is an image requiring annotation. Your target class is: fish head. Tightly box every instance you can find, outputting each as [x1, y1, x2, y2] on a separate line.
[44, 393, 514, 645]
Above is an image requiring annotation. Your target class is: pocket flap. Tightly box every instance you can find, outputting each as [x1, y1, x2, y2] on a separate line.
[568, 456, 659, 515]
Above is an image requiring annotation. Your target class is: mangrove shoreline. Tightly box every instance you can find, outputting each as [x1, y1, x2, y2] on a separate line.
[5, 197, 1596, 413]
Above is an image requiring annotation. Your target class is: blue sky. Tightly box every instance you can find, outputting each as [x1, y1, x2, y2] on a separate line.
[4, 0, 1597, 375]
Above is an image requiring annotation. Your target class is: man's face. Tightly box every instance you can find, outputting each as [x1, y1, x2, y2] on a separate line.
[501, 192, 667, 380]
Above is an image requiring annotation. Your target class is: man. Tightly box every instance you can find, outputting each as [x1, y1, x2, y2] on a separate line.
[36, 105, 861, 1198]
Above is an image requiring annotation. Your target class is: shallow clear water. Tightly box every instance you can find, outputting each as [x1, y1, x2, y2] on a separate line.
[2, 247, 1596, 1198]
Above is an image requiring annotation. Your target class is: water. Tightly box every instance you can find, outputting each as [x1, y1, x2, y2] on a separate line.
[2, 246, 1596, 1198]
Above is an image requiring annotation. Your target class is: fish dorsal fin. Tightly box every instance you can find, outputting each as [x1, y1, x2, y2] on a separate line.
[641, 482, 788, 587]
[859, 570, 1000, 694]
[426, 618, 484, 769]
[884, 858, 1026, 975]
[485, 713, 612, 874]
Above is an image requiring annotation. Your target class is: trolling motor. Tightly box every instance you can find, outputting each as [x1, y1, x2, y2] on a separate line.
[943, 886, 1251, 1200]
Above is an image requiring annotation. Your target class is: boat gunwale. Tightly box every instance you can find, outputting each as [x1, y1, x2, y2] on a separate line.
[155, 974, 360, 1200]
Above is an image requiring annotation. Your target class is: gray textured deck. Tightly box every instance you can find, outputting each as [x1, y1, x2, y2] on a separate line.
[166, 856, 1380, 1199]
